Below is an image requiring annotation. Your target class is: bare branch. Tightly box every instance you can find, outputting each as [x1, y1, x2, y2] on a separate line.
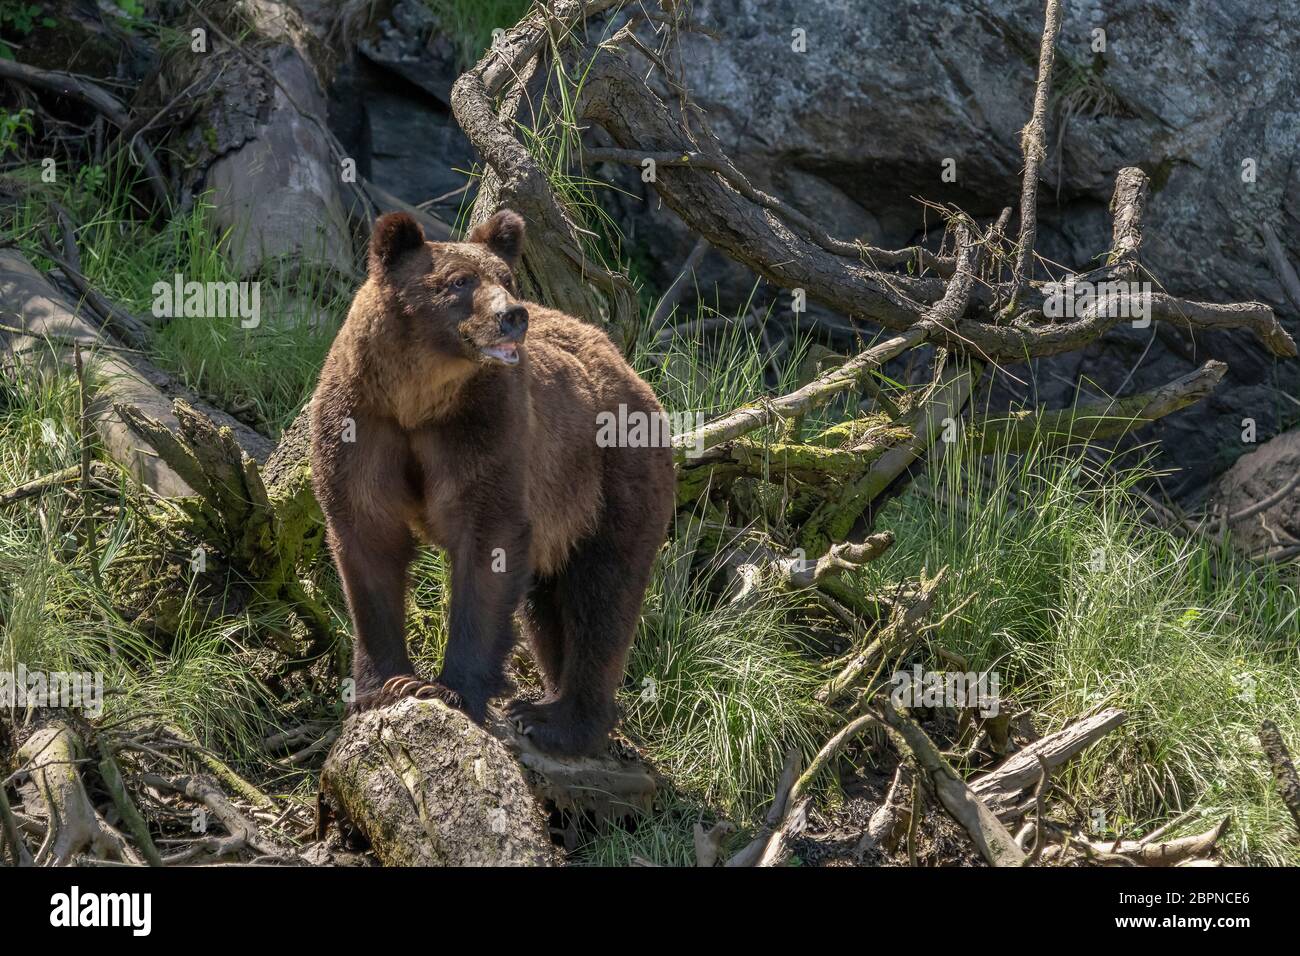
[1009, 0, 1063, 294]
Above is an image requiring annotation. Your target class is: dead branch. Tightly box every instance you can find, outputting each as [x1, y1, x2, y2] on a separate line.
[0, 778, 33, 866]
[1227, 470, 1300, 525]
[575, 37, 1294, 361]
[736, 713, 882, 867]
[692, 820, 735, 867]
[968, 360, 1228, 455]
[673, 221, 982, 459]
[142, 773, 288, 863]
[817, 567, 947, 706]
[1086, 817, 1231, 866]
[877, 697, 1026, 866]
[1008, 0, 1062, 296]
[970, 708, 1127, 820]
[724, 749, 801, 867]
[40, 227, 155, 350]
[1108, 166, 1150, 272]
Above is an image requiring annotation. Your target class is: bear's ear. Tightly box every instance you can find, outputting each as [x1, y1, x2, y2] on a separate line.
[469, 209, 525, 269]
[368, 212, 425, 276]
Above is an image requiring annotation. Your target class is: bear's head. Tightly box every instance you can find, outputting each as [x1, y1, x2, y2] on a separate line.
[366, 209, 529, 367]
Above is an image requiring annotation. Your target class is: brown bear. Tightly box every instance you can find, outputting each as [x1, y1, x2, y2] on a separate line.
[309, 209, 675, 756]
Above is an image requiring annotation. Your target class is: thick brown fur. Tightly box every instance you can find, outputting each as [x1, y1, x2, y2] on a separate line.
[309, 210, 674, 756]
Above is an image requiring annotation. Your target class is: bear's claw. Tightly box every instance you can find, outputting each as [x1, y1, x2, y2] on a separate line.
[350, 675, 463, 714]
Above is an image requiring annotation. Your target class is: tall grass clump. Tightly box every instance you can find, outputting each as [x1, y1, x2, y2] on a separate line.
[865, 431, 1300, 864]
[0, 362, 280, 763]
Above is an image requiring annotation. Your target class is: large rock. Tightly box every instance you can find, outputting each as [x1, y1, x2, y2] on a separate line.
[624, 0, 1300, 490]
[1212, 428, 1300, 557]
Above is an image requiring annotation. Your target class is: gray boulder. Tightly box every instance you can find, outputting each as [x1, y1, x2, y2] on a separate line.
[652, 0, 1300, 489]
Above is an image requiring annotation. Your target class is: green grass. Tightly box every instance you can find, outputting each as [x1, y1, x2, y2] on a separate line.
[622, 527, 833, 818]
[858, 436, 1300, 865]
[5, 164, 347, 435]
[0, 366, 281, 762]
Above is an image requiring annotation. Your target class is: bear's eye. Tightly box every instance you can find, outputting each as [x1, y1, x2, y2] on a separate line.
[452, 275, 470, 289]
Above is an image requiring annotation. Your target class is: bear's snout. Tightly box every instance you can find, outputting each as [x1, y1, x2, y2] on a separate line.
[496, 305, 529, 341]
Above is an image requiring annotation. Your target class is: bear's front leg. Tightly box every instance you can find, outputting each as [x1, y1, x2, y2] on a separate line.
[437, 519, 532, 721]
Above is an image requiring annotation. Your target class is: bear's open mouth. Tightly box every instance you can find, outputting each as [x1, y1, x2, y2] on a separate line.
[480, 341, 520, 366]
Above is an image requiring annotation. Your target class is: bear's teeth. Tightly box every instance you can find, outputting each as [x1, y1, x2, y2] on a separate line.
[483, 343, 520, 364]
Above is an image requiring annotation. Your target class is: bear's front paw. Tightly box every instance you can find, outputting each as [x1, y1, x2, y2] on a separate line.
[505, 698, 605, 757]
[349, 675, 464, 715]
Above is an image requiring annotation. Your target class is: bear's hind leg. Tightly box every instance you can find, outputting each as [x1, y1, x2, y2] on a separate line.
[507, 523, 656, 756]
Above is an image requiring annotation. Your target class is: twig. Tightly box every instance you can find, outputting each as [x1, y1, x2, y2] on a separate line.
[1024, 754, 1052, 865]
[143, 773, 288, 862]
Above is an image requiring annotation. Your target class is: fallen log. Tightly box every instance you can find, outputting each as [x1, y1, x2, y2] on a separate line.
[321, 697, 656, 866]
[970, 708, 1127, 820]
[18, 720, 132, 865]
[1, 250, 192, 496]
